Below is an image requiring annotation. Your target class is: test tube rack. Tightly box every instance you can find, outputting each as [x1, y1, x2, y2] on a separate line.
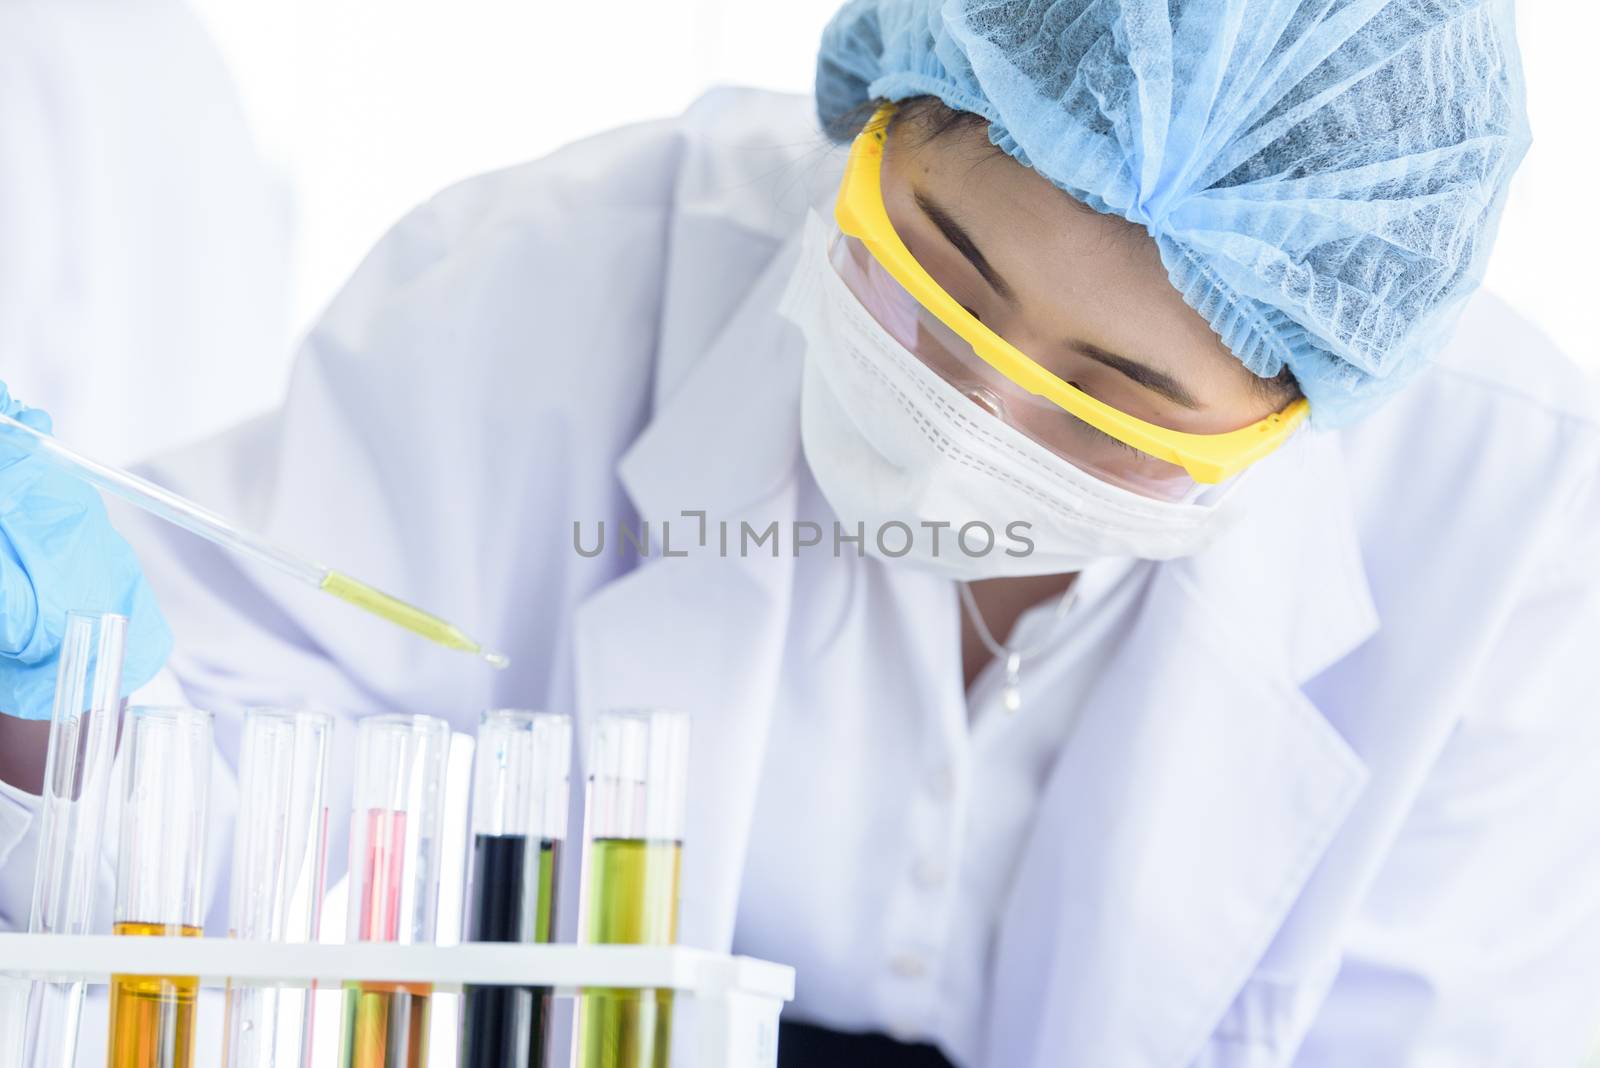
[0, 934, 793, 1068]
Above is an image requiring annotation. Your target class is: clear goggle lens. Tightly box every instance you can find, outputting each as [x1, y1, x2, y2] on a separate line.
[828, 229, 1205, 502]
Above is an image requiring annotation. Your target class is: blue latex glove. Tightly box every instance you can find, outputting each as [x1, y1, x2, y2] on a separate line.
[0, 384, 172, 719]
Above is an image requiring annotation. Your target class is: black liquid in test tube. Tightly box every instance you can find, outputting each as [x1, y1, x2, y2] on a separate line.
[460, 711, 572, 1068]
[462, 835, 560, 1067]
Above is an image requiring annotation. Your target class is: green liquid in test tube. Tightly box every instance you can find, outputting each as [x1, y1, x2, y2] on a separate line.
[577, 710, 691, 1068]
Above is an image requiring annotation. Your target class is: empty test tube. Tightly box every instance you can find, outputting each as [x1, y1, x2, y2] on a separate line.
[20, 612, 127, 1068]
[577, 709, 691, 1068]
[107, 706, 214, 1068]
[461, 710, 572, 1068]
[223, 709, 334, 1068]
[339, 714, 451, 1068]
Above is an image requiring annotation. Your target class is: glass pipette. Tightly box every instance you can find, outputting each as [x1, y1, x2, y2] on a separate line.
[0, 412, 509, 669]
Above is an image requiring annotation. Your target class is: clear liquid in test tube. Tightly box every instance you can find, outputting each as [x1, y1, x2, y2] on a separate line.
[339, 714, 451, 1068]
[577, 709, 690, 1068]
[223, 708, 334, 1068]
[19, 612, 127, 1068]
[107, 705, 214, 1068]
[460, 710, 572, 1068]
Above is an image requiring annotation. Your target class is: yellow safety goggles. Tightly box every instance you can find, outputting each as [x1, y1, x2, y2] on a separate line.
[833, 102, 1309, 496]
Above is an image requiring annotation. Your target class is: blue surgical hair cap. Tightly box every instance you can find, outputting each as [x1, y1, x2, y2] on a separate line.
[817, 0, 1530, 426]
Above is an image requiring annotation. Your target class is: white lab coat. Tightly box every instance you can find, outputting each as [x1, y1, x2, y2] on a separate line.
[0, 0, 289, 463]
[16, 88, 1600, 1066]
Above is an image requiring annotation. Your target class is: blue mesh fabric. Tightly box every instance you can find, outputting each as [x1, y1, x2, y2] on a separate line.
[817, 0, 1530, 426]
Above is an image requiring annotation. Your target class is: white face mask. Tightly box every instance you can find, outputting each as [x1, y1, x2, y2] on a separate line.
[778, 211, 1242, 580]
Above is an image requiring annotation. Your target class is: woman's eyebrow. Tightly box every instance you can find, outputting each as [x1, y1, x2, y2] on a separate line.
[1072, 341, 1201, 409]
[914, 190, 1017, 304]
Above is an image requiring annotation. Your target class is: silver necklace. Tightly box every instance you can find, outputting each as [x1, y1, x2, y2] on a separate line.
[959, 581, 1080, 714]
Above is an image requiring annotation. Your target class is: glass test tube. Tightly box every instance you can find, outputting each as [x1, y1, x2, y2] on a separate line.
[20, 613, 127, 1068]
[222, 709, 334, 1068]
[339, 714, 451, 1068]
[107, 705, 214, 1068]
[460, 710, 572, 1068]
[577, 709, 690, 1068]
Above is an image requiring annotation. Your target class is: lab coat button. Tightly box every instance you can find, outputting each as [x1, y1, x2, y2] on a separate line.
[889, 952, 928, 979]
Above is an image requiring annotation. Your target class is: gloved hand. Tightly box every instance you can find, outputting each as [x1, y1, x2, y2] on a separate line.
[0, 384, 172, 720]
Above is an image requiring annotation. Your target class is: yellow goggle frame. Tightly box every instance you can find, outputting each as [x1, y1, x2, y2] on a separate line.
[836, 103, 1309, 484]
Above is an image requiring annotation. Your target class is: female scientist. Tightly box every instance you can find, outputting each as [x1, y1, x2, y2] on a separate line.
[2, 1, 1598, 1065]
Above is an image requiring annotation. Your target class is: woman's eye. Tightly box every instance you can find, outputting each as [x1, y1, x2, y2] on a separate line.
[961, 304, 983, 323]
[1077, 416, 1145, 457]
[1064, 383, 1146, 457]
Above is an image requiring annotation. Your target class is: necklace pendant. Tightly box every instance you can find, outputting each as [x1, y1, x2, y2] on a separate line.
[1002, 651, 1023, 714]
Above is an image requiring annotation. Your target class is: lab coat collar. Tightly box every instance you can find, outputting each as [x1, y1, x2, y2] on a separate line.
[984, 552, 1373, 1066]
[1174, 428, 1380, 686]
[975, 436, 1380, 1065]
[617, 234, 806, 525]
[576, 229, 809, 950]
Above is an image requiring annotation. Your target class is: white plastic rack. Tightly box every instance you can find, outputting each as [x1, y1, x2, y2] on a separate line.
[0, 934, 794, 1067]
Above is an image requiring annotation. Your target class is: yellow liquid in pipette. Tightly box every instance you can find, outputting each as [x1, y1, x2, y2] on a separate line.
[320, 571, 509, 668]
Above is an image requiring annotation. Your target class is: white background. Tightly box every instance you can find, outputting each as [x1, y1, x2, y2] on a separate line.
[186, 0, 1598, 374]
